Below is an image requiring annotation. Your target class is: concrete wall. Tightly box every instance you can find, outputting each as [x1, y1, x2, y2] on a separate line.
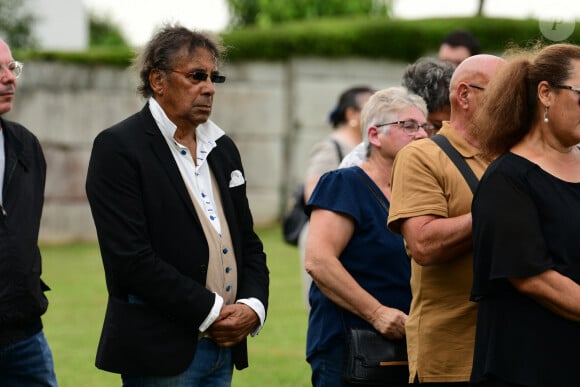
[5, 58, 407, 242]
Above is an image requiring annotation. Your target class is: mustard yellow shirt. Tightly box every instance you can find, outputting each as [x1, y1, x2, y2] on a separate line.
[387, 123, 489, 383]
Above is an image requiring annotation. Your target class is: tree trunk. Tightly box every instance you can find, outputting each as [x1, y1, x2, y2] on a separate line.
[476, 0, 485, 17]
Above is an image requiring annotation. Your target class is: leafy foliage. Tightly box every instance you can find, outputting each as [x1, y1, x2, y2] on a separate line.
[221, 16, 580, 62]
[0, 0, 37, 49]
[12, 12, 133, 67]
[11, 16, 580, 67]
[89, 12, 130, 49]
[226, 0, 392, 29]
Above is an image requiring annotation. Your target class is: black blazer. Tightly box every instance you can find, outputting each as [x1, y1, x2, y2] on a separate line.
[85, 104, 269, 376]
[0, 118, 49, 343]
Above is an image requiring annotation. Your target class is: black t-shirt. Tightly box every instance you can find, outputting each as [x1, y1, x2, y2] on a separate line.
[471, 152, 580, 387]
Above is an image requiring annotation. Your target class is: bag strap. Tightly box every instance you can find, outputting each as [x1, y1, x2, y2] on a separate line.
[431, 134, 479, 194]
[354, 168, 389, 214]
[340, 168, 389, 330]
[331, 138, 344, 163]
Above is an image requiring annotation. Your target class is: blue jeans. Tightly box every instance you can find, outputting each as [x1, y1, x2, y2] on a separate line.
[0, 330, 58, 386]
[309, 341, 349, 387]
[122, 337, 233, 387]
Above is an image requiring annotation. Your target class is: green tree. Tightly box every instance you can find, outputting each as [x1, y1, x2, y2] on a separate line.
[226, 0, 392, 28]
[0, 0, 37, 49]
[89, 12, 130, 48]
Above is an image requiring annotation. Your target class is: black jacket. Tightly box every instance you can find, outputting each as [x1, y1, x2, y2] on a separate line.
[0, 118, 49, 344]
[86, 105, 269, 376]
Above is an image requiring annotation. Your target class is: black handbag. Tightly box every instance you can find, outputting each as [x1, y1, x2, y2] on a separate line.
[282, 185, 308, 245]
[343, 328, 409, 386]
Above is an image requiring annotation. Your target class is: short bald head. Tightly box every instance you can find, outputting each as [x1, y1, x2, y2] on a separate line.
[450, 54, 505, 91]
[449, 54, 505, 137]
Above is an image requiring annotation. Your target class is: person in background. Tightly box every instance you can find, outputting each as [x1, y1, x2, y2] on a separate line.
[86, 25, 269, 386]
[339, 59, 452, 168]
[438, 30, 480, 65]
[402, 57, 455, 134]
[387, 54, 505, 386]
[305, 86, 429, 386]
[297, 86, 374, 308]
[0, 39, 58, 386]
[470, 43, 580, 386]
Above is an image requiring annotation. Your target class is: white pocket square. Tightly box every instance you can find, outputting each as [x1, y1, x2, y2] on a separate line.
[229, 170, 245, 187]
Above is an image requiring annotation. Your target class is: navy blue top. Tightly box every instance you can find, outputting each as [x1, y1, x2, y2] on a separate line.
[305, 166, 411, 359]
[471, 152, 580, 386]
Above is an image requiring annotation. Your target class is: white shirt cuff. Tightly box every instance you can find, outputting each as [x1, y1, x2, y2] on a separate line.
[237, 297, 266, 336]
[198, 293, 223, 332]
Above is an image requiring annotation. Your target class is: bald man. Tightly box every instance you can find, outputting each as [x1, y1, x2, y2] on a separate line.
[387, 55, 505, 385]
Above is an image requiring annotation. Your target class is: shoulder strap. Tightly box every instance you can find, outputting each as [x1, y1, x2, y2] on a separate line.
[354, 168, 389, 213]
[331, 139, 344, 163]
[431, 134, 479, 194]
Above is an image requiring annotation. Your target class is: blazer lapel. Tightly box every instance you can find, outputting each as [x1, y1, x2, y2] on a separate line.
[207, 148, 240, 248]
[139, 106, 201, 224]
[1, 120, 27, 193]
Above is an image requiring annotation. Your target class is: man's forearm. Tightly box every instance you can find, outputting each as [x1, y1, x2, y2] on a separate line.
[402, 213, 473, 266]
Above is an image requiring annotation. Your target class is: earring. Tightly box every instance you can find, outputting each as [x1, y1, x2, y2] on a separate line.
[349, 119, 358, 128]
[544, 106, 549, 123]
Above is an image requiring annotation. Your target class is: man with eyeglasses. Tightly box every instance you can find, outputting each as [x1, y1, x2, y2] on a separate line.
[86, 25, 269, 386]
[0, 39, 58, 385]
[387, 54, 505, 386]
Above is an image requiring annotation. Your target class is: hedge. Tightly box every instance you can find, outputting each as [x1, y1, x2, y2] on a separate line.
[221, 16, 580, 62]
[12, 17, 580, 66]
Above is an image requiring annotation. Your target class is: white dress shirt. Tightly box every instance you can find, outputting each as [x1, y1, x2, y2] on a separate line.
[148, 98, 265, 334]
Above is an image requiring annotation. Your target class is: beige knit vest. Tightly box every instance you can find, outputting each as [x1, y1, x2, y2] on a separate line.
[181, 170, 238, 305]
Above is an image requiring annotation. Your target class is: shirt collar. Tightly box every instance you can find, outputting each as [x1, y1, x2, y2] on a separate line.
[148, 97, 225, 149]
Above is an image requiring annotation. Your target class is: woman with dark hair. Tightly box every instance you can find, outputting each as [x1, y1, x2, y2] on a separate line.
[470, 43, 580, 386]
[304, 86, 375, 201]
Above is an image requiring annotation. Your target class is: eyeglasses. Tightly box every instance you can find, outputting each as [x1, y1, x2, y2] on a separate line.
[171, 69, 226, 84]
[468, 84, 485, 91]
[553, 84, 580, 96]
[376, 120, 436, 135]
[0, 61, 23, 79]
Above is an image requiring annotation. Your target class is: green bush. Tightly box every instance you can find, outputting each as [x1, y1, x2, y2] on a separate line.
[222, 16, 580, 62]
[12, 17, 580, 66]
[12, 46, 136, 67]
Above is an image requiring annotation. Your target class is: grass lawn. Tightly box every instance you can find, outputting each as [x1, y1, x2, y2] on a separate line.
[40, 226, 311, 386]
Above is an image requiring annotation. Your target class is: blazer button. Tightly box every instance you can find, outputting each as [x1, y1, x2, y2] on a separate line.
[200, 265, 207, 274]
[222, 247, 228, 254]
[226, 285, 232, 292]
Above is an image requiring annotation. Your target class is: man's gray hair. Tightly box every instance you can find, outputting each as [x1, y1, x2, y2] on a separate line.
[402, 57, 455, 113]
[132, 24, 224, 98]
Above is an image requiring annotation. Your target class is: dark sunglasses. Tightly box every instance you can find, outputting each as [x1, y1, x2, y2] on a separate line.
[171, 69, 226, 84]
